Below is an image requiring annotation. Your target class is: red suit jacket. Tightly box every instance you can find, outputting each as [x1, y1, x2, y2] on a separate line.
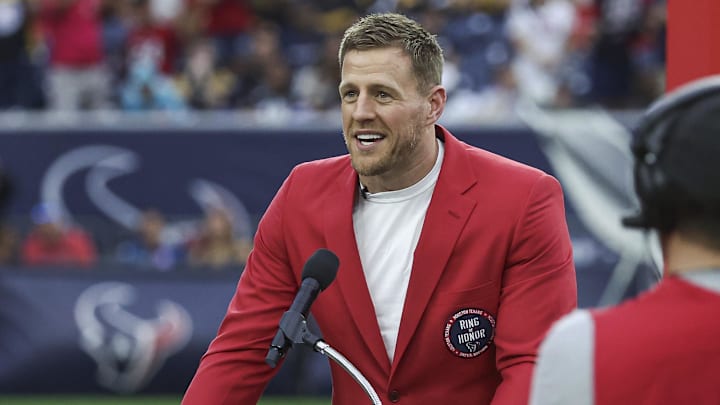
[182, 126, 577, 404]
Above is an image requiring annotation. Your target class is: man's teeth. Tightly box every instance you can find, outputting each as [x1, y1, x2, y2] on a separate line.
[357, 134, 383, 145]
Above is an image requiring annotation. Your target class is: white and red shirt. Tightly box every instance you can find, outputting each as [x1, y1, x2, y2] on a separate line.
[530, 270, 720, 405]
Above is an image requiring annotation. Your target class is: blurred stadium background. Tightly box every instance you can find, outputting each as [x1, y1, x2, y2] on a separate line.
[0, 0, 666, 403]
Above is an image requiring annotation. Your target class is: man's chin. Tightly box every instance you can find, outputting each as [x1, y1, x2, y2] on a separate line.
[351, 158, 386, 178]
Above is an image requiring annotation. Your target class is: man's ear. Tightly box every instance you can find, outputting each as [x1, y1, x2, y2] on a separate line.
[426, 85, 447, 125]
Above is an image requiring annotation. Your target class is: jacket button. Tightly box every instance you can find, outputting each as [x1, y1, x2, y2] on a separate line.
[389, 389, 400, 402]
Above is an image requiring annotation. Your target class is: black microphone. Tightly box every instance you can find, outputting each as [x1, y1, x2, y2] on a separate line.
[265, 248, 339, 367]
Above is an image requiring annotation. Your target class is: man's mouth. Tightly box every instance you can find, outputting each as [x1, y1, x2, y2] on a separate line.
[356, 134, 384, 146]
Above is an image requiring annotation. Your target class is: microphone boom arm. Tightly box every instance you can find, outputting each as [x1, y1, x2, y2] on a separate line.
[311, 339, 383, 405]
[267, 310, 383, 404]
[264, 249, 380, 403]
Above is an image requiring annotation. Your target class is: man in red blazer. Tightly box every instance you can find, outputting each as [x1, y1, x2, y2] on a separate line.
[183, 13, 577, 404]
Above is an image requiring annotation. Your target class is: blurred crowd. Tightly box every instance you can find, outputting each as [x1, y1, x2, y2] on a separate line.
[0, 163, 253, 271]
[0, 0, 668, 270]
[0, 0, 666, 122]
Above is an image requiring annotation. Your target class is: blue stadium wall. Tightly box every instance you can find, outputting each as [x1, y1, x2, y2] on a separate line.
[0, 126, 653, 395]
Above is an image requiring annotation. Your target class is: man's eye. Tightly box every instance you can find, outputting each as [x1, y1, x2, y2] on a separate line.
[377, 91, 390, 99]
[343, 91, 357, 100]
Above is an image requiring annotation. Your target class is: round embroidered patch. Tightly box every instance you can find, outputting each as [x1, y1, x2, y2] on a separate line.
[444, 308, 495, 358]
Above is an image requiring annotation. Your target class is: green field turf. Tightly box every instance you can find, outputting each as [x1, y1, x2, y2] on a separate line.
[0, 396, 331, 405]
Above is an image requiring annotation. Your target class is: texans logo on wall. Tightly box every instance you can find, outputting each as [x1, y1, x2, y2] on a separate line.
[75, 282, 193, 393]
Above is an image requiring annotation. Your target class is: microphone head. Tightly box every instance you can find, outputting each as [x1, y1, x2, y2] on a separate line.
[301, 249, 339, 290]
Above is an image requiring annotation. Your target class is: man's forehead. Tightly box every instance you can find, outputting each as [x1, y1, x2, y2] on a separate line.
[341, 49, 413, 81]
[342, 46, 408, 62]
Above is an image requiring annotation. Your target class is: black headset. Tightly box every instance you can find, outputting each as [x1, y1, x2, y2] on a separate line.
[623, 75, 720, 230]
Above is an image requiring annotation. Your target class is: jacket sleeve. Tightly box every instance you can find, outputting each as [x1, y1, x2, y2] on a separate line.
[491, 174, 578, 404]
[529, 310, 595, 405]
[182, 171, 299, 405]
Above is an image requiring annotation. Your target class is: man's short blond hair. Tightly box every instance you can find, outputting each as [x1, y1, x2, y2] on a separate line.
[338, 13, 444, 94]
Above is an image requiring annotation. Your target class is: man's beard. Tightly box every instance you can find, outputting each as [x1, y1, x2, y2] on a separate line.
[346, 123, 422, 177]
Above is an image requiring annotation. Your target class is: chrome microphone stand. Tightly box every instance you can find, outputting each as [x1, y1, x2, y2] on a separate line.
[311, 339, 382, 405]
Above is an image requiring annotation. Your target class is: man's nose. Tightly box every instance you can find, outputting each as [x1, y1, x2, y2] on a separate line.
[351, 94, 376, 121]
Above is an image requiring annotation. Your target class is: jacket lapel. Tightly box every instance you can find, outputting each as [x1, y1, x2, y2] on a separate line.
[391, 128, 478, 372]
[324, 163, 392, 373]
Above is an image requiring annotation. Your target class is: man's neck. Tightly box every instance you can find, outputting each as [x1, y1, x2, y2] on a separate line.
[664, 232, 720, 275]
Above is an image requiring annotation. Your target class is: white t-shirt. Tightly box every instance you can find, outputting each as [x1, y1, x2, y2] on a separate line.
[352, 139, 444, 362]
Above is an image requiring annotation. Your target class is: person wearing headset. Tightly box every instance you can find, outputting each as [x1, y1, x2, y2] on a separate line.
[529, 74, 720, 405]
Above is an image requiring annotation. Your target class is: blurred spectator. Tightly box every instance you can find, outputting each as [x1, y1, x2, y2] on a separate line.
[0, 0, 45, 110]
[21, 202, 98, 268]
[441, 1, 512, 93]
[187, 208, 251, 269]
[585, 0, 663, 107]
[230, 20, 294, 110]
[291, 34, 342, 111]
[115, 209, 185, 270]
[174, 38, 236, 109]
[249, 56, 294, 112]
[99, 2, 132, 104]
[118, 0, 187, 111]
[149, 0, 185, 26]
[0, 224, 17, 265]
[125, 0, 179, 75]
[37, 0, 112, 110]
[119, 52, 185, 110]
[0, 160, 17, 265]
[546, 0, 595, 106]
[275, 1, 355, 69]
[443, 62, 519, 123]
[630, 0, 665, 105]
[182, 0, 255, 68]
[415, 8, 462, 96]
[506, 0, 576, 106]
[0, 160, 12, 208]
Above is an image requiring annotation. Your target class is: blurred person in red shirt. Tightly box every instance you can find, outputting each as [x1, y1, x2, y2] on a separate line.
[35, 0, 111, 110]
[21, 202, 97, 268]
[125, 0, 179, 75]
[182, 0, 255, 68]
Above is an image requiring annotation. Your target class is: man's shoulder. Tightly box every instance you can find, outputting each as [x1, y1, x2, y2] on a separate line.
[590, 278, 708, 325]
[463, 142, 547, 179]
[444, 133, 556, 200]
[443, 128, 548, 181]
[283, 155, 355, 198]
[293, 154, 352, 177]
